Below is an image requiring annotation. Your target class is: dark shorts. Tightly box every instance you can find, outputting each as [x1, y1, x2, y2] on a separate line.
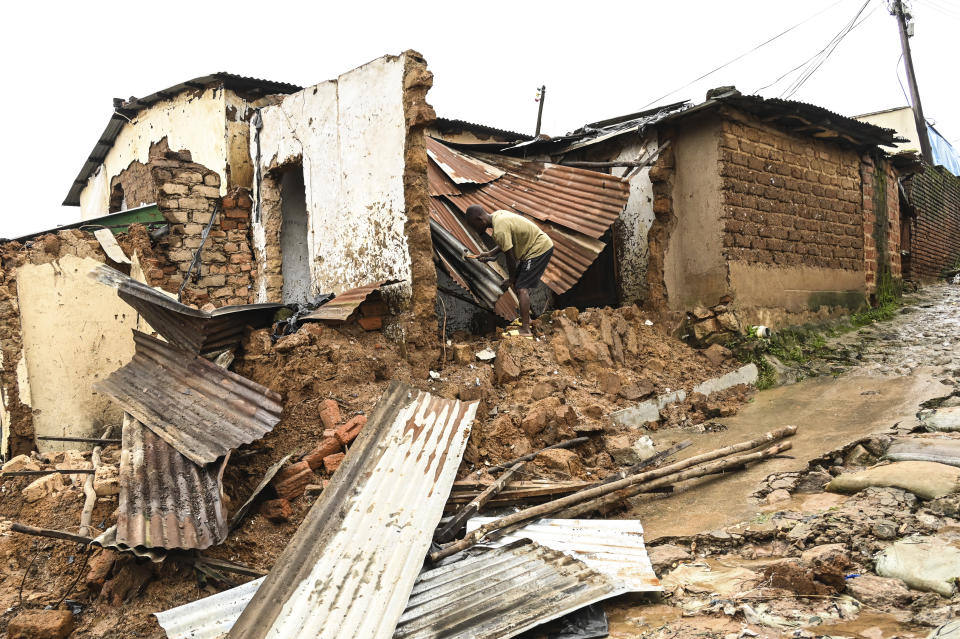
[515, 248, 553, 291]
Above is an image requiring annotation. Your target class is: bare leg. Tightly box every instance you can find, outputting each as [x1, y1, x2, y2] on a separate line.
[517, 288, 532, 335]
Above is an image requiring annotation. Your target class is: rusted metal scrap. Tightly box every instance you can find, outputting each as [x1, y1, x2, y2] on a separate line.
[93, 330, 282, 465]
[91, 264, 282, 354]
[117, 417, 229, 550]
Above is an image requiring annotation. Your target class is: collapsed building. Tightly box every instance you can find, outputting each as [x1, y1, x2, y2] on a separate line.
[0, 50, 959, 639]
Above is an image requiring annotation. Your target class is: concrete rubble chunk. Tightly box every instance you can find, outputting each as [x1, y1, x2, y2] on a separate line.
[23, 472, 64, 503]
[56, 451, 92, 487]
[702, 343, 733, 367]
[7, 609, 74, 639]
[94, 464, 120, 496]
[647, 544, 692, 574]
[692, 364, 758, 396]
[845, 574, 913, 608]
[2, 454, 41, 472]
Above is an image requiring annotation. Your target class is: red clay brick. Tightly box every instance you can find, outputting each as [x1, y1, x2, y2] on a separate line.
[319, 399, 341, 429]
[272, 460, 314, 501]
[303, 436, 342, 470]
[335, 415, 367, 447]
[322, 452, 346, 474]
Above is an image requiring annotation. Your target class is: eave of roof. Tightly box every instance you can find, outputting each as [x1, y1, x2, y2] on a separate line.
[63, 73, 302, 207]
[433, 117, 533, 142]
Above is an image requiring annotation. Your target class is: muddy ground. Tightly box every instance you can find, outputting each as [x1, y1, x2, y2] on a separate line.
[0, 284, 957, 638]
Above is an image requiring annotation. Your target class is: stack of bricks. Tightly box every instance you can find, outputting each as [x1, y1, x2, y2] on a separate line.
[905, 165, 960, 281]
[860, 155, 902, 293]
[151, 152, 257, 307]
[718, 116, 865, 271]
[270, 399, 367, 506]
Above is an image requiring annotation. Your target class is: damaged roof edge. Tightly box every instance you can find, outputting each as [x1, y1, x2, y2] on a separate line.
[64, 72, 302, 207]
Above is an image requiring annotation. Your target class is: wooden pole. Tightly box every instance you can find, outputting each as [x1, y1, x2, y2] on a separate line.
[436, 461, 524, 543]
[429, 427, 796, 562]
[892, 0, 933, 164]
[37, 436, 121, 445]
[11, 522, 92, 545]
[556, 441, 792, 518]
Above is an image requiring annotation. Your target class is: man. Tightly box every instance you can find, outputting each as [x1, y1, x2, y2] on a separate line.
[465, 205, 554, 337]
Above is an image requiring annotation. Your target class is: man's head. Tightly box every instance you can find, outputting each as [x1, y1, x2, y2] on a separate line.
[465, 205, 491, 232]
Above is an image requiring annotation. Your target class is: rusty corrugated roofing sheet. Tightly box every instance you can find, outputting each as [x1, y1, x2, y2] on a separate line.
[443, 191, 606, 295]
[300, 280, 395, 322]
[426, 137, 504, 185]
[93, 331, 283, 465]
[427, 139, 628, 297]
[225, 381, 478, 639]
[467, 517, 661, 592]
[118, 415, 228, 550]
[92, 265, 282, 354]
[155, 540, 623, 639]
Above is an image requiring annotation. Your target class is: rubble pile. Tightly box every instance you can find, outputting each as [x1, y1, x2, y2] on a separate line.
[627, 395, 960, 638]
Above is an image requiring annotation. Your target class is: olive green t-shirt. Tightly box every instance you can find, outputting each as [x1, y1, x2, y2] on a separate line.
[490, 210, 554, 261]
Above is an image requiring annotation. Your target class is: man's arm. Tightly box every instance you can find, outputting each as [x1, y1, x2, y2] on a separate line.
[475, 247, 502, 262]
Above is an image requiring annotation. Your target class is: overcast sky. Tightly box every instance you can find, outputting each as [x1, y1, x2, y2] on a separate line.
[1, 0, 956, 238]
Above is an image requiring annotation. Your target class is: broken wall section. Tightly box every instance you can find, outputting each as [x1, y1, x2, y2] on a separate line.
[0, 230, 154, 458]
[251, 51, 436, 341]
[152, 146, 256, 307]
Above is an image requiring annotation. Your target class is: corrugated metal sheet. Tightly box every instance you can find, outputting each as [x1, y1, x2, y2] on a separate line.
[225, 381, 478, 639]
[466, 517, 661, 592]
[118, 415, 228, 550]
[93, 331, 282, 465]
[443, 191, 606, 295]
[426, 137, 504, 185]
[395, 540, 625, 639]
[300, 280, 393, 322]
[92, 526, 167, 563]
[433, 118, 533, 142]
[155, 540, 623, 639]
[92, 265, 282, 355]
[426, 138, 629, 298]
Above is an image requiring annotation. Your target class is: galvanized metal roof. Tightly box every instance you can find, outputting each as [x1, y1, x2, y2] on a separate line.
[92, 265, 282, 354]
[155, 540, 625, 639]
[93, 331, 283, 465]
[395, 540, 626, 639]
[300, 280, 395, 322]
[64, 73, 302, 207]
[466, 517, 661, 593]
[225, 381, 478, 639]
[426, 138, 504, 185]
[118, 415, 228, 550]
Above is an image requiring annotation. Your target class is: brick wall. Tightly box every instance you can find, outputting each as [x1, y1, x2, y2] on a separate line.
[861, 155, 902, 293]
[905, 164, 960, 281]
[717, 115, 865, 271]
[151, 153, 256, 307]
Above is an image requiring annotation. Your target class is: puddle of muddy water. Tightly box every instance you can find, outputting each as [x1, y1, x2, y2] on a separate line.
[810, 612, 927, 638]
[628, 374, 945, 540]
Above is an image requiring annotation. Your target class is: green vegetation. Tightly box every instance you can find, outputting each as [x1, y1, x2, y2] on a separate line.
[732, 273, 903, 391]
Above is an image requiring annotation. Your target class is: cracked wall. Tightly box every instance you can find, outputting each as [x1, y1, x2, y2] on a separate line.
[251, 51, 437, 345]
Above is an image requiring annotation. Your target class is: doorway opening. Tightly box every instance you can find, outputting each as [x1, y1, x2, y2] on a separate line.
[279, 166, 310, 305]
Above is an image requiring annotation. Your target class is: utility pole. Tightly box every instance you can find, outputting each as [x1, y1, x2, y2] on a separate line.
[534, 85, 546, 137]
[891, 0, 933, 164]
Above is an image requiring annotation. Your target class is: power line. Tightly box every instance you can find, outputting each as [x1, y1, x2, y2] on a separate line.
[780, 2, 877, 99]
[917, 0, 960, 20]
[895, 52, 911, 105]
[636, 0, 851, 110]
[753, 0, 873, 96]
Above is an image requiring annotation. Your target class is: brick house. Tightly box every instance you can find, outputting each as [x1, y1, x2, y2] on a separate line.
[473, 89, 909, 333]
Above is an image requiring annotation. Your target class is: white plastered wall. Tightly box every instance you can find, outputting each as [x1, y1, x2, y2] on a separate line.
[79, 88, 229, 219]
[612, 136, 659, 304]
[15, 255, 141, 451]
[252, 54, 411, 299]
